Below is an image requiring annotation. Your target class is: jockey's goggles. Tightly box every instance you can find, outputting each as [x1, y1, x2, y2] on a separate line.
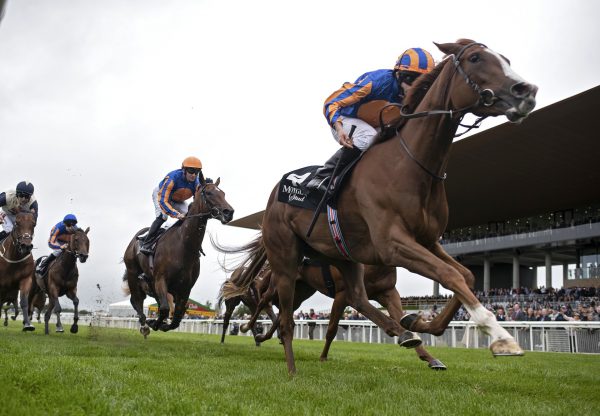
[64, 221, 77, 226]
[185, 168, 200, 175]
[16, 192, 31, 200]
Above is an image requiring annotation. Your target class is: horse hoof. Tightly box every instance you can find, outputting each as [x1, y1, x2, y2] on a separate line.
[490, 338, 524, 356]
[240, 323, 250, 333]
[428, 359, 447, 370]
[399, 313, 419, 331]
[3, 321, 7, 327]
[397, 331, 422, 349]
[22, 325, 35, 332]
[140, 325, 150, 339]
[56, 327, 65, 333]
[159, 324, 170, 332]
[70, 324, 79, 334]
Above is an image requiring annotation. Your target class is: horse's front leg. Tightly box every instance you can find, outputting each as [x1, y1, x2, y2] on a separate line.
[162, 292, 189, 331]
[374, 289, 446, 370]
[149, 277, 170, 331]
[335, 262, 404, 338]
[320, 293, 346, 361]
[383, 238, 522, 356]
[44, 296, 57, 335]
[221, 298, 238, 344]
[19, 275, 35, 331]
[241, 282, 275, 333]
[3, 307, 8, 326]
[66, 288, 79, 334]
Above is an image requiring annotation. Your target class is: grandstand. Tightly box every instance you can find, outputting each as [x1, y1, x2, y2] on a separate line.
[229, 86, 600, 294]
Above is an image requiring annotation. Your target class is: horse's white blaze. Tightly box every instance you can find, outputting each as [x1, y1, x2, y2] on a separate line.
[463, 303, 514, 342]
[488, 49, 526, 83]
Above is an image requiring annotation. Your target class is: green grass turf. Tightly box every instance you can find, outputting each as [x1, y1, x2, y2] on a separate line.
[1, 324, 598, 415]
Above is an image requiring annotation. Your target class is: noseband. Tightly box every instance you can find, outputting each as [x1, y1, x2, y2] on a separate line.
[184, 185, 224, 221]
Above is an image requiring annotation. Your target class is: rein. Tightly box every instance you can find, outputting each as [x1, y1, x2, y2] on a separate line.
[377, 42, 499, 181]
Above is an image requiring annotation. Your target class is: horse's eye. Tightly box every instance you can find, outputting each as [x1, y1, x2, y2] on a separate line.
[469, 53, 480, 63]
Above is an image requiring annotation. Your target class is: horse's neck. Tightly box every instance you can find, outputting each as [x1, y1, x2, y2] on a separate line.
[400, 65, 462, 176]
[177, 211, 208, 252]
[58, 251, 77, 270]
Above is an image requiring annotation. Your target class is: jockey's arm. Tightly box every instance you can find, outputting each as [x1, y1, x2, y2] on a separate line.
[30, 200, 39, 221]
[0, 192, 6, 209]
[323, 78, 373, 128]
[158, 178, 181, 218]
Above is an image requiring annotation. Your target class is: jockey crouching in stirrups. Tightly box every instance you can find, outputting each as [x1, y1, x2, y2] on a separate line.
[139, 156, 204, 255]
[36, 214, 80, 291]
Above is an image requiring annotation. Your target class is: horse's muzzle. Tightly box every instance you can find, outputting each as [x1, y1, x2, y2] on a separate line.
[78, 254, 89, 263]
[221, 209, 234, 224]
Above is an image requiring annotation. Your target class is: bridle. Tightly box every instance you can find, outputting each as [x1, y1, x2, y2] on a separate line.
[184, 184, 225, 222]
[63, 233, 89, 262]
[379, 42, 505, 180]
[0, 228, 33, 263]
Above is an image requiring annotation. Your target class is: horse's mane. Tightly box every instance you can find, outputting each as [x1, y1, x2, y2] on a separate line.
[371, 58, 450, 146]
[371, 38, 477, 146]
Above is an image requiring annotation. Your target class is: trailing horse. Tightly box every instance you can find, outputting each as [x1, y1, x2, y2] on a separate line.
[220, 260, 446, 370]
[30, 227, 90, 335]
[123, 178, 234, 338]
[0, 210, 36, 331]
[229, 40, 538, 374]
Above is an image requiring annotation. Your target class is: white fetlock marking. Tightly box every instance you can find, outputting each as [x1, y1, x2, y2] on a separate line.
[464, 304, 513, 343]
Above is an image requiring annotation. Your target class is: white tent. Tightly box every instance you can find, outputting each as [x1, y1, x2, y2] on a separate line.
[108, 298, 154, 317]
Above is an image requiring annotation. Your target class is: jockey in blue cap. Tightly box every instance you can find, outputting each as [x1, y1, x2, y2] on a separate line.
[36, 214, 80, 277]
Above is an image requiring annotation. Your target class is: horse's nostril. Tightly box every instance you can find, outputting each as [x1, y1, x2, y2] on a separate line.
[511, 82, 535, 99]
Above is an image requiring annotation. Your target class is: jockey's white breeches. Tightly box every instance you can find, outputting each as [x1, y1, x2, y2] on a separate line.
[152, 187, 188, 220]
[330, 117, 379, 151]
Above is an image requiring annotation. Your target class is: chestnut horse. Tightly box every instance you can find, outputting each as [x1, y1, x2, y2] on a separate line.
[232, 40, 537, 373]
[220, 260, 446, 369]
[30, 227, 90, 335]
[123, 178, 234, 337]
[0, 210, 36, 331]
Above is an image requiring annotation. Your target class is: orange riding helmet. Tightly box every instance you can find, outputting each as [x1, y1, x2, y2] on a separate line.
[181, 156, 202, 169]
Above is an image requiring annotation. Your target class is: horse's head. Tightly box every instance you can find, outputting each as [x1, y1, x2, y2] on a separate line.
[13, 210, 35, 256]
[435, 39, 537, 123]
[69, 227, 90, 263]
[194, 177, 234, 224]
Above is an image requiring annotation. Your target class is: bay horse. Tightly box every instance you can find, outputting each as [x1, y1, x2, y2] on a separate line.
[0, 210, 36, 331]
[30, 227, 90, 335]
[1, 289, 18, 326]
[233, 39, 538, 373]
[217, 265, 279, 346]
[221, 259, 446, 370]
[123, 178, 234, 337]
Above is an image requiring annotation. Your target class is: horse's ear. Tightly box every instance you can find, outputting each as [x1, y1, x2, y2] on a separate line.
[84, 227, 90, 234]
[434, 41, 461, 57]
[215, 177, 220, 187]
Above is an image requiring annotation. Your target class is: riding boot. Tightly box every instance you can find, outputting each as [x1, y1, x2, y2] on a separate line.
[140, 216, 166, 255]
[0, 230, 7, 242]
[305, 147, 362, 193]
[37, 253, 57, 277]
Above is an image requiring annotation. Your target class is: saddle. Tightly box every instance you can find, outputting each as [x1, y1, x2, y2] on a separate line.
[277, 155, 363, 211]
[136, 227, 168, 255]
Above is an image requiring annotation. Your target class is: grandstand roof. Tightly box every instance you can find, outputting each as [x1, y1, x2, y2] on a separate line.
[229, 86, 600, 232]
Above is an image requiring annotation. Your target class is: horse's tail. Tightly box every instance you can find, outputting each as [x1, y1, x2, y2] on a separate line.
[212, 233, 267, 299]
[122, 270, 130, 296]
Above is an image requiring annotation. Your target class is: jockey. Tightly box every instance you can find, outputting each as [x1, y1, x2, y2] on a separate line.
[305, 48, 436, 192]
[139, 156, 204, 255]
[36, 214, 80, 277]
[0, 181, 38, 242]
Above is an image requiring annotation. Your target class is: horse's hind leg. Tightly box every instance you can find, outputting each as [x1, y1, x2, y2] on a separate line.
[320, 293, 346, 361]
[66, 289, 79, 334]
[3, 308, 7, 326]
